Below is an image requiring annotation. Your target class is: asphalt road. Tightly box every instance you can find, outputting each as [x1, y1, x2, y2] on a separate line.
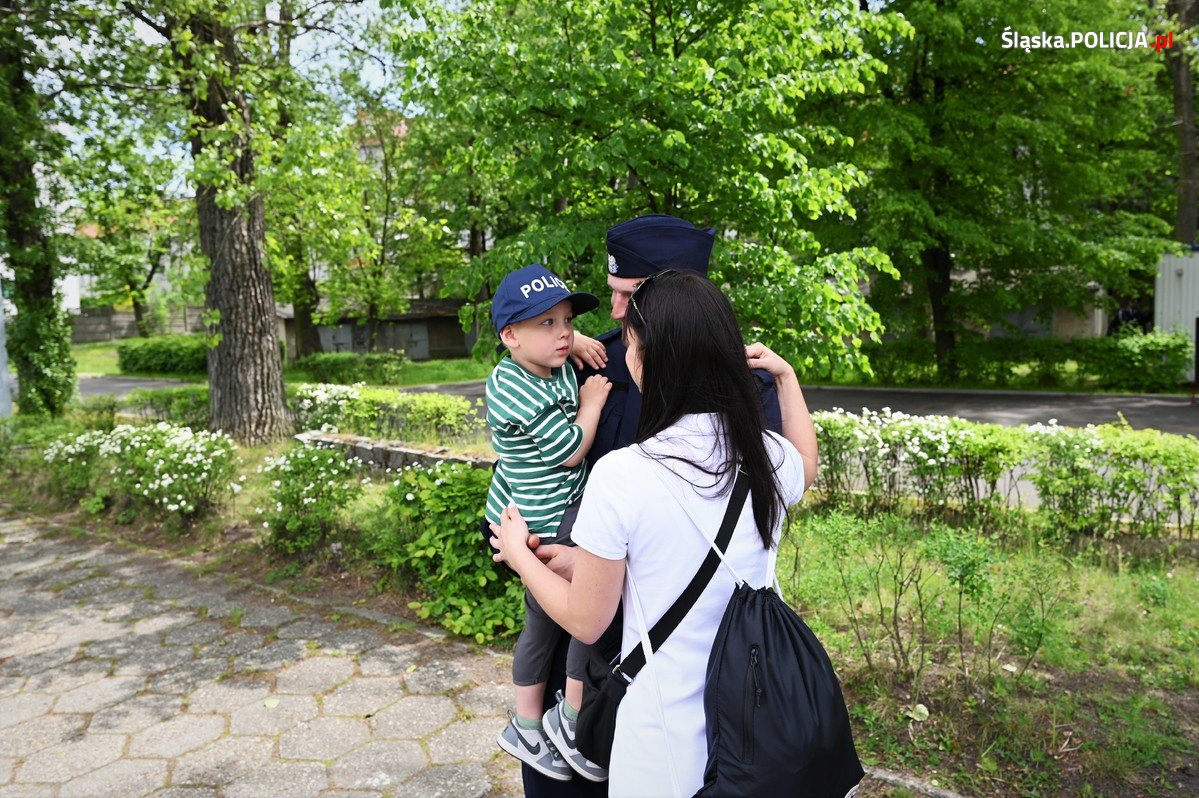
[61, 376, 1199, 436]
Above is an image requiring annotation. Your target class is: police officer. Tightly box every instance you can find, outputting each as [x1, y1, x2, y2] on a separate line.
[572, 214, 782, 468]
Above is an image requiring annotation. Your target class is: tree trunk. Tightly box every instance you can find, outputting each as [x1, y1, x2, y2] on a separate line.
[1169, 0, 1197, 245]
[0, 8, 74, 416]
[132, 298, 150, 337]
[187, 13, 291, 444]
[922, 244, 957, 380]
[293, 268, 323, 358]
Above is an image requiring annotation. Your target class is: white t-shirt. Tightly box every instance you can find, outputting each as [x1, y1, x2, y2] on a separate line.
[571, 413, 805, 798]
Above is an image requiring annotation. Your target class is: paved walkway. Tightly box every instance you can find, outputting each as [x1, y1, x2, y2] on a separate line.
[0, 513, 523, 798]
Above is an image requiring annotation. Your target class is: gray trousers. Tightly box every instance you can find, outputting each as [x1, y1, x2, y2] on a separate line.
[513, 502, 604, 685]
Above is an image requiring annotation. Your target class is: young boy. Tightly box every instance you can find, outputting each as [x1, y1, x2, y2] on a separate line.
[486, 264, 612, 783]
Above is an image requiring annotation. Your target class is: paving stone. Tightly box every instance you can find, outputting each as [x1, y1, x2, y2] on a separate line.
[276, 619, 339, 641]
[0, 758, 12, 784]
[128, 714, 225, 758]
[196, 631, 264, 659]
[404, 660, 469, 694]
[0, 785, 56, 797]
[172, 736, 273, 786]
[53, 620, 131, 649]
[133, 613, 197, 638]
[0, 714, 88, 758]
[0, 632, 56, 660]
[229, 694, 318, 736]
[276, 656, 355, 695]
[53, 675, 143, 713]
[103, 600, 173, 624]
[162, 620, 225, 647]
[185, 679, 270, 714]
[148, 789, 217, 798]
[14, 733, 125, 783]
[0, 677, 24, 698]
[59, 575, 124, 600]
[0, 646, 76, 678]
[23, 659, 109, 694]
[146, 658, 229, 695]
[316, 629, 383, 656]
[232, 640, 308, 672]
[238, 604, 300, 629]
[280, 716, 370, 760]
[59, 758, 168, 798]
[358, 644, 421, 677]
[427, 718, 501, 764]
[455, 682, 509, 717]
[321, 677, 402, 717]
[193, 600, 242, 620]
[0, 694, 53, 729]
[368, 695, 456, 739]
[89, 693, 184, 733]
[328, 740, 426, 791]
[319, 791, 382, 798]
[223, 762, 327, 798]
[391, 764, 490, 798]
[110, 643, 197, 677]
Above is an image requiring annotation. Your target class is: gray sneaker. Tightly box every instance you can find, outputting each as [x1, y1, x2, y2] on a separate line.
[497, 712, 572, 781]
[543, 690, 609, 782]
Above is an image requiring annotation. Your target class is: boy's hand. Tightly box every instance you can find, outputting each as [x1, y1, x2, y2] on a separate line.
[579, 374, 612, 409]
[570, 333, 608, 371]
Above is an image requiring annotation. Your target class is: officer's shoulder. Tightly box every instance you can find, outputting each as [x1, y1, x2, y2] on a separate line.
[596, 328, 622, 345]
[751, 367, 777, 386]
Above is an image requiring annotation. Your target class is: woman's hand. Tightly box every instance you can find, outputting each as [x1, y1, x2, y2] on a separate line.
[570, 333, 608, 371]
[488, 504, 539, 572]
[745, 341, 796, 381]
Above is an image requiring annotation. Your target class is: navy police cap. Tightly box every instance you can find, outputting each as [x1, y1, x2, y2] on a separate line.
[491, 264, 599, 334]
[605, 214, 716, 278]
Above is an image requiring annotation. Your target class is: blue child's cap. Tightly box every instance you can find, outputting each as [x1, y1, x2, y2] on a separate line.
[491, 264, 600, 334]
[605, 214, 717, 279]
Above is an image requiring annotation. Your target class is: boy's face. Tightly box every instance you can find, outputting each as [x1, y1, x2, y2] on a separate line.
[500, 299, 575, 378]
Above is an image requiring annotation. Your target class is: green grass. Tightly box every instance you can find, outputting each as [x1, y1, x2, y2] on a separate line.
[71, 342, 122, 376]
[282, 356, 490, 387]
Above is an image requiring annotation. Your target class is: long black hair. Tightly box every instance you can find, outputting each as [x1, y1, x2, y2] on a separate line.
[624, 270, 785, 549]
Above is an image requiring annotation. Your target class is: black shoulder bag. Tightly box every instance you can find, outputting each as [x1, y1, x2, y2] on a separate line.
[574, 472, 750, 769]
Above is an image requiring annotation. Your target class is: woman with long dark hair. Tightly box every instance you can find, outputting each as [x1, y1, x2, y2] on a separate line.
[492, 270, 817, 796]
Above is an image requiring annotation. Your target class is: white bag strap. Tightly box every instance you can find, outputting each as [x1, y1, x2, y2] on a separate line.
[641, 457, 748, 586]
[643, 455, 788, 600]
[626, 567, 684, 798]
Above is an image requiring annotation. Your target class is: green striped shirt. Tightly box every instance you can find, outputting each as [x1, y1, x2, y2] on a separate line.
[485, 357, 588, 537]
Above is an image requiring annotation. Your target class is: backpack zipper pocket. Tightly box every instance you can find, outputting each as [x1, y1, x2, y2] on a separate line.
[742, 644, 763, 762]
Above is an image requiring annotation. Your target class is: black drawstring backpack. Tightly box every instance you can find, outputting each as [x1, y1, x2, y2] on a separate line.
[649, 465, 864, 798]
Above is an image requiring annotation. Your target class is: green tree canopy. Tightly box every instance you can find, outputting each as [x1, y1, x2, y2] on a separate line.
[389, 0, 908, 372]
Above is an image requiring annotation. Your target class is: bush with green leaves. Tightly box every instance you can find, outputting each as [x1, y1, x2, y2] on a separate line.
[812, 409, 1198, 538]
[290, 383, 482, 444]
[126, 386, 211, 429]
[294, 352, 408, 385]
[117, 334, 209, 376]
[259, 443, 366, 555]
[381, 461, 523, 643]
[784, 511, 1072, 696]
[860, 330, 1193, 392]
[95, 423, 238, 520]
[41, 422, 237, 522]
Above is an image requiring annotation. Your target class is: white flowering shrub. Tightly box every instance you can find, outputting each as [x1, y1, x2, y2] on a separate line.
[812, 409, 1199, 537]
[811, 408, 1026, 519]
[259, 443, 365, 554]
[290, 383, 364, 433]
[43, 429, 110, 498]
[42, 423, 237, 521]
[289, 383, 483, 445]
